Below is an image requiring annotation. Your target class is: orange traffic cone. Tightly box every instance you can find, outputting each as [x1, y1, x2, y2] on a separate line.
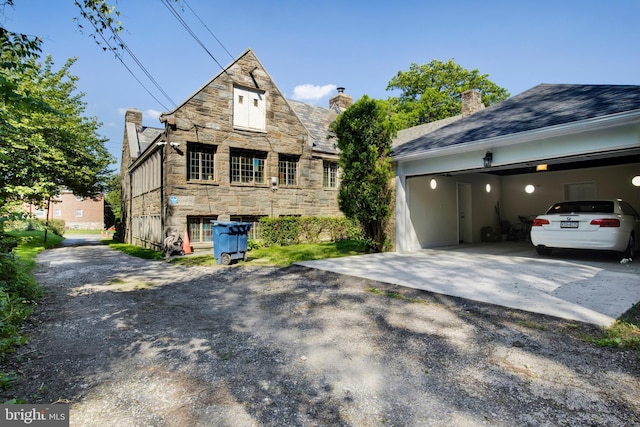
[182, 231, 192, 254]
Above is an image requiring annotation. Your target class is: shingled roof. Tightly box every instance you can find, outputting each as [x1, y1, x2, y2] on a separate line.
[288, 99, 338, 155]
[392, 84, 640, 159]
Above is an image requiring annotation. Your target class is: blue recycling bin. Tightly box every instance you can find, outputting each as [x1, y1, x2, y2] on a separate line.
[211, 221, 252, 265]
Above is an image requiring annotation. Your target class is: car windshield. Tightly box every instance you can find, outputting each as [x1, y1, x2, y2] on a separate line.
[546, 201, 614, 214]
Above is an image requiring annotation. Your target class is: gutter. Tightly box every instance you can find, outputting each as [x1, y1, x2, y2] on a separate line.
[392, 109, 640, 162]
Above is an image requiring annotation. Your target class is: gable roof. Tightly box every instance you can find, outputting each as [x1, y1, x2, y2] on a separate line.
[392, 84, 640, 159]
[125, 123, 163, 160]
[158, 48, 339, 156]
[288, 100, 338, 155]
[393, 115, 462, 148]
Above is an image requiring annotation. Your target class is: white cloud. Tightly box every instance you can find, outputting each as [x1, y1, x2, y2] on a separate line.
[291, 84, 337, 101]
[117, 108, 163, 122]
[145, 109, 162, 121]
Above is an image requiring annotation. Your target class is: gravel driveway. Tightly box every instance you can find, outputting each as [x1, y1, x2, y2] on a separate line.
[2, 242, 640, 426]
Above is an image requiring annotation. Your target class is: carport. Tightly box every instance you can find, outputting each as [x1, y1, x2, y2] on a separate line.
[392, 84, 640, 252]
[298, 242, 640, 327]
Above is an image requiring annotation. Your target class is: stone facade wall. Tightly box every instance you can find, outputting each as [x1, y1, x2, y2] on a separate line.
[127, 50, 341, 247]
[120, 109, 142, 244]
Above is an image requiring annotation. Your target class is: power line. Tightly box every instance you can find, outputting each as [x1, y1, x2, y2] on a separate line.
[181, 0, 234, 61]
[111, 29, 177, 107]
[75, 3, 173, 111]
[161, 0, 228, 72]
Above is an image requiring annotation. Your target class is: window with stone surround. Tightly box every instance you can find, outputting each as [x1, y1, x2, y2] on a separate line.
[233, 86, 266, 131]
[188, 215, 264, 243]
[230, 149, 266, 184]
[323, 161, 338, 188]
[187, 143, 216, 182]
[188, 216, 216, 243]
[278, 155, 298, 187]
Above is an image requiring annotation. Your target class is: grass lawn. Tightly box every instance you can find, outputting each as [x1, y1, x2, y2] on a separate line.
[103, 241, 165, 260]
[159, 239, 371, 267]
[8, 230, 64, 267]
[246, 239, 371, 266]
[64, 229, 103, 235]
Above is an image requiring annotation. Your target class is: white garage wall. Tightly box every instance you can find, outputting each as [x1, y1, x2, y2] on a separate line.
[400, 173, 504, 250]
[407, 175, 458, 248]
[500, 162, 640, 224]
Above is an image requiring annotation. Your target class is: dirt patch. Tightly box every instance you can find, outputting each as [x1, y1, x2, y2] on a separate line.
[2, 243, 640, 426]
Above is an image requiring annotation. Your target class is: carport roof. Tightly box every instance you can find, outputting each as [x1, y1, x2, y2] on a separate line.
[391, 84, 640, 159]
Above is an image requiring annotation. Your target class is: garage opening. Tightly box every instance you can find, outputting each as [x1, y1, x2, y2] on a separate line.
[401, 153, 640, 252]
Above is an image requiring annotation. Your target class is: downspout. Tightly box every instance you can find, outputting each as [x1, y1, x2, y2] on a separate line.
[160, 146, 165, 251]
[128, 171, 133, 244]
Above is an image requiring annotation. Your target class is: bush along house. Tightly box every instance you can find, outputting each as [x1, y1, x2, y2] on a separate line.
[120, 49, 351, 251]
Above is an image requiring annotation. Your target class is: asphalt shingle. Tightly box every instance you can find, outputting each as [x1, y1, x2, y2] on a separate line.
[391, 84, 640, 158]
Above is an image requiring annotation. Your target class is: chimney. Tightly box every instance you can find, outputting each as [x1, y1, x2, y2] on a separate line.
[125, 108, 143, 132]
[329, 87, 353, 113]
[461, 89, 485, 116]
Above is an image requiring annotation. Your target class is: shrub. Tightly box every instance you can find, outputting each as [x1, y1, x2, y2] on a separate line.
[260, 216, 300, 246]
[0, 232, 43, 363]
[258, 216, 363, 247]
[45, 219, 65, 236]
[247, 239, 262, 251]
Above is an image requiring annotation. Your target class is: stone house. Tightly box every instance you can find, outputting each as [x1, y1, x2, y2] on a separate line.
[120, 49, 351, 251]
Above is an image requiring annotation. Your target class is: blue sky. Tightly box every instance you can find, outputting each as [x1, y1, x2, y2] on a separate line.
[4, 0, 640, 168]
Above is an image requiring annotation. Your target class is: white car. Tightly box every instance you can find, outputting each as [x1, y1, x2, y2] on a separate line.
[530, 199, 640, 259]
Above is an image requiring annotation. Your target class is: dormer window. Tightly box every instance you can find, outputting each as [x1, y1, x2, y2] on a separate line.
[233, 87, 265, 131]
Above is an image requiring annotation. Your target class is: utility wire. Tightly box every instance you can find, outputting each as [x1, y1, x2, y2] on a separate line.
[76, 3, 172, 111]
[111, 29, 177, 107]
[181, 0, 234, 60]
[161, 0, 228, 72]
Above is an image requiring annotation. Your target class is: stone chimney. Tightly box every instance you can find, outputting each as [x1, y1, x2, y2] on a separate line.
[461, 89, 485, 116]
[123, 108, 143, 161]
[329, 87, 353, 113]
[125, 108, 143, 131]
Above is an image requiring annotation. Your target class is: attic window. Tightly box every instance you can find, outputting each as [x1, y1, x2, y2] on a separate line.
[233, 86, 265, 131]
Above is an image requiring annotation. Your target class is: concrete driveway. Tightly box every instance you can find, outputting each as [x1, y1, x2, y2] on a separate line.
[298, 242, 640, 327]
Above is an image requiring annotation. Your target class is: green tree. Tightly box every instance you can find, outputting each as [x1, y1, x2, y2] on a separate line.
[386, 59, 509, 129]
[0, 54, 113, 211]
[330, 96, 395, 252]
[104, 172, 121, 226]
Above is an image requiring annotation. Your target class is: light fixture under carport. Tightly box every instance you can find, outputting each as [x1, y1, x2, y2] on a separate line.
[483, 151, 493, 168]
[525, 184, 536, 194]
[430, 178, 437, 189]
[633, 175, 640, 187]
[536, 163, 548, 171]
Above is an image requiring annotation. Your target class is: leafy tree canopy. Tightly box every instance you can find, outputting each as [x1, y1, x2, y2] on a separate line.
[0, 0, 116, 214]
[0, 54, 114, 211]
[386, 59, 509, 129]
[104, 172, 121, 224]
[330, 96, 395, 251]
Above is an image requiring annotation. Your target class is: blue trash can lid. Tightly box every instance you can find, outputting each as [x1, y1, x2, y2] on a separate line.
[211, 221, 252, 232]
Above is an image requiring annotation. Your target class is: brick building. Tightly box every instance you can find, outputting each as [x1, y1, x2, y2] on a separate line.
[120, 49, 350, 250]
[28, 190, 104, 230]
